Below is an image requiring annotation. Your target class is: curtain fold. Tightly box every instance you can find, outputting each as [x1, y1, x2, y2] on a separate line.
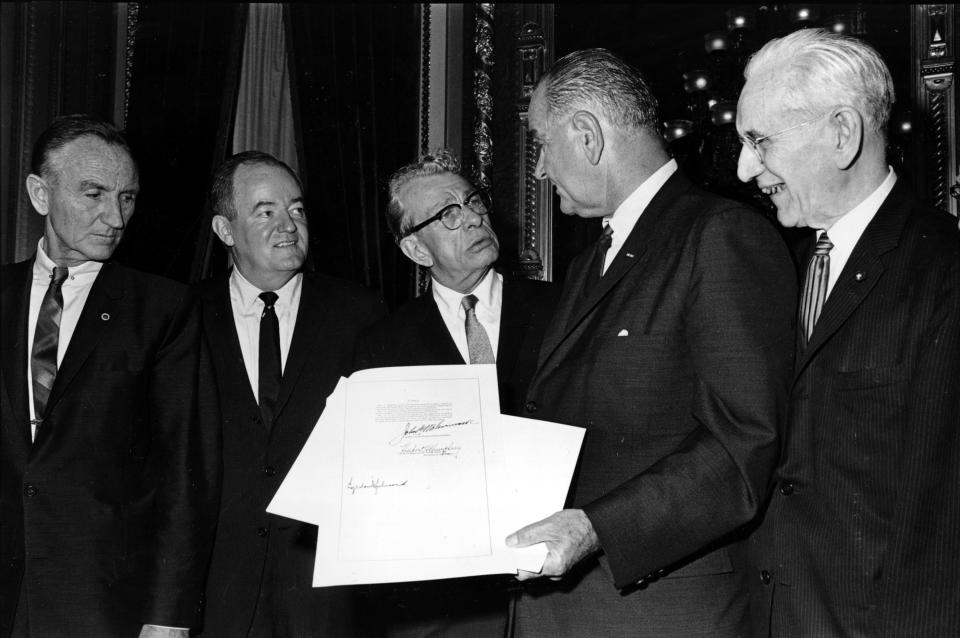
[287, 3, 421, 308]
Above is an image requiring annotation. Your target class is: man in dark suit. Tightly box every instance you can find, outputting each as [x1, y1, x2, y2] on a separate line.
[735, 29, 960, 637]
[505, 49, 797, 636]
[354, 149, 559, 636]
[199, 151, 383, 637]
[0, 115, 219, 638]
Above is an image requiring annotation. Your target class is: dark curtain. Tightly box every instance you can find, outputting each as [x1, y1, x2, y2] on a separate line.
[1, 2, 117, 265]
[112, 3, 245, 283]
[287, 3, 421, 309]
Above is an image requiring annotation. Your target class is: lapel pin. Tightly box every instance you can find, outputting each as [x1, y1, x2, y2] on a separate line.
[101, 313, 110, 321]
[625, 252, 635, 259]
[854, 271, 866, 282]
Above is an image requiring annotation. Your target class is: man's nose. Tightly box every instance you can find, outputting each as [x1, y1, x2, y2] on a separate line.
[276, 210, 298, 232]
[462, 206, 485, 229]
[736, 144, 763, 183]
[534, 149, 547, 181]
[102, 197, 126, 229]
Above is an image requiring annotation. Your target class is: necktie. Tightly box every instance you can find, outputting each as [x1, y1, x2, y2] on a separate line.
[461, 294, 495, 364]
[31, 266, 70, 423]
[587, 223, 614, 289]
[258, 291, 282, 426]
[799, 232, 833, 349]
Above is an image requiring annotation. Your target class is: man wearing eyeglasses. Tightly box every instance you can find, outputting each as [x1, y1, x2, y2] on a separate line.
[354, 149, 559, 636]
[504, 48, 797, 637]
[736, 29, 960, 637]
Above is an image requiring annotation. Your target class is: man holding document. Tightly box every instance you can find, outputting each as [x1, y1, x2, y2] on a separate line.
[198, 151, 382, 637]
[506, 49, 796, 636]
[354, 150, 559, 636]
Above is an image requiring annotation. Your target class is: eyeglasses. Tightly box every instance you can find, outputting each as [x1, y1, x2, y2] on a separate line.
[401, 190, 491, 239]
[738, 111, 831, 165]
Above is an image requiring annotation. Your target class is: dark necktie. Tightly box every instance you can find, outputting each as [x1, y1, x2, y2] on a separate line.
[799, 232, 833, 349]
[461, 294, 495, 364]
[586, 223, 614, 290]
[31, 266, 70, 423]
[258, 291, 282, 426]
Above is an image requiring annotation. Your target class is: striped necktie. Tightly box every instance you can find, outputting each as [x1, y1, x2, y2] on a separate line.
[799, 232, 833, 349]
[31, 266, 70, 424]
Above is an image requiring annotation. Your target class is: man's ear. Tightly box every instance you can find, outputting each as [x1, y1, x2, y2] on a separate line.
[211, 215, 235, 247]
[25, 174, 49, 216]
[832, 107, 863, 170]
[399, 235, 435, 268]
[571, 110, 605, 166]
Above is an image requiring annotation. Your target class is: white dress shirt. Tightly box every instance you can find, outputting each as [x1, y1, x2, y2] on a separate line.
[26, 239, 103, 438]
[819, 167, 897, 299]
[229, 268, 303, 401]
[602, 158, 678, 274]
[431, 268, 503, 363]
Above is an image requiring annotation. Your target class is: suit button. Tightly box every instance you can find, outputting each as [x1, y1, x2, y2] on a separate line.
[779, 482, 795, 496]
[264, 466, 277, 477]
[760, 570, 771, 585]
[524, 401, 538, 414]
[23, 484, 38, 497]
[257, 527, 269, 537]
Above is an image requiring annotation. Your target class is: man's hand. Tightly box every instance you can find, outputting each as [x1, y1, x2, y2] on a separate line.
[505, 509, 600, 581]
[138, 625, 189, 638]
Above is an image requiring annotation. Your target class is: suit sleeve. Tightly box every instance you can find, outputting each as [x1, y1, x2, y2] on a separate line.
[583, 207, 797, 587]
[873, 253, 960, 635]
[142, 289, 221, 627]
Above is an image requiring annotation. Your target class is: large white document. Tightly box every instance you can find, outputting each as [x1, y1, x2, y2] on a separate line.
[267, 364, 584, 587]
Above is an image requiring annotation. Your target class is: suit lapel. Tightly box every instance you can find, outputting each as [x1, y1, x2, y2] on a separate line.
[1, 260, 33, 448]
[43, 263, 123, 417]
[417, 292, 465, 364]
[794, 180, 910, 377]
[496, 277, 526, 382]
[203, 274, 259, 411]
[539, 171, 688, 369]
[274, 274, 330, 417]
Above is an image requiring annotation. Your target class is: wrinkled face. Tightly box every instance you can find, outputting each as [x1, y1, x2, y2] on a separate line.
[736, 73, 838, 229]
[218, 163, 309, 286]
[529, 86, 602, 218]
[399, 172, 499, 289]
[31, 136, 139, 266]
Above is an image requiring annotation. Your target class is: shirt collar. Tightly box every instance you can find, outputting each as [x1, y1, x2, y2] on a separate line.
[604, 158, 678, 237]
[432, 268, 500, 317]
[229, 267, 302, 315]
[33, 237, 103, 280]
[820, 167, 897, 246]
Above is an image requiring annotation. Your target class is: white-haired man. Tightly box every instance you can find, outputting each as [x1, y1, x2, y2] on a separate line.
[736, 28, 960, 637]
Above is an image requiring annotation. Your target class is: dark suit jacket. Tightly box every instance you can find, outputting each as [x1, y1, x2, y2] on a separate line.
[354, 274, 560, 416]
[0, 260, 220, 638]
[747, 179, 960, 637]
[199, 270, 383, 638]
[353, 274, 559, 637]
[514, 171, 797, 637]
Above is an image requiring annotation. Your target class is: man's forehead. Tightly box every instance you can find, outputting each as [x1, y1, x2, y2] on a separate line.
[403, 173, 472, 208]
[51, 136, 137, 183]
[233, 163, 301, 199]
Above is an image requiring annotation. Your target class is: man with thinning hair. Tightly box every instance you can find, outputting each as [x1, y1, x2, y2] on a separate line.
[199, 151, 383, 637]
[736, 28, 960, 636]
[355, 149, 558, 636]
[504, 48, 797, 637]
[0, 115, 219, 638]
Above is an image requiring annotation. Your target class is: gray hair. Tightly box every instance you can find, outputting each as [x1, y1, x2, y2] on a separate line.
[744, 28, 894, 136]
[385, 148, 464, 242]
[539, 48, 660, 136]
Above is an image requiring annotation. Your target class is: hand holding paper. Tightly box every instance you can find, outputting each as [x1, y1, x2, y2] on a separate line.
[506, 509, 601, 581]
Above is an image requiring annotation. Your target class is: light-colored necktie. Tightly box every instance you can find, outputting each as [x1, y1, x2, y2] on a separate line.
[461, 294, 495, 364]
[799, 232, 833, 348]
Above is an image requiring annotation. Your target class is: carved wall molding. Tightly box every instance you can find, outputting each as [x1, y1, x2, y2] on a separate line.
[912, 3, 957, 215]
[472, 3, 494, 192]
[124, 3, 139, 127]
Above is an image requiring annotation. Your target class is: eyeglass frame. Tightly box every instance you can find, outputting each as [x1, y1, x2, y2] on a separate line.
[400, 190, 491, 239]
[738, 110, 833, 165]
